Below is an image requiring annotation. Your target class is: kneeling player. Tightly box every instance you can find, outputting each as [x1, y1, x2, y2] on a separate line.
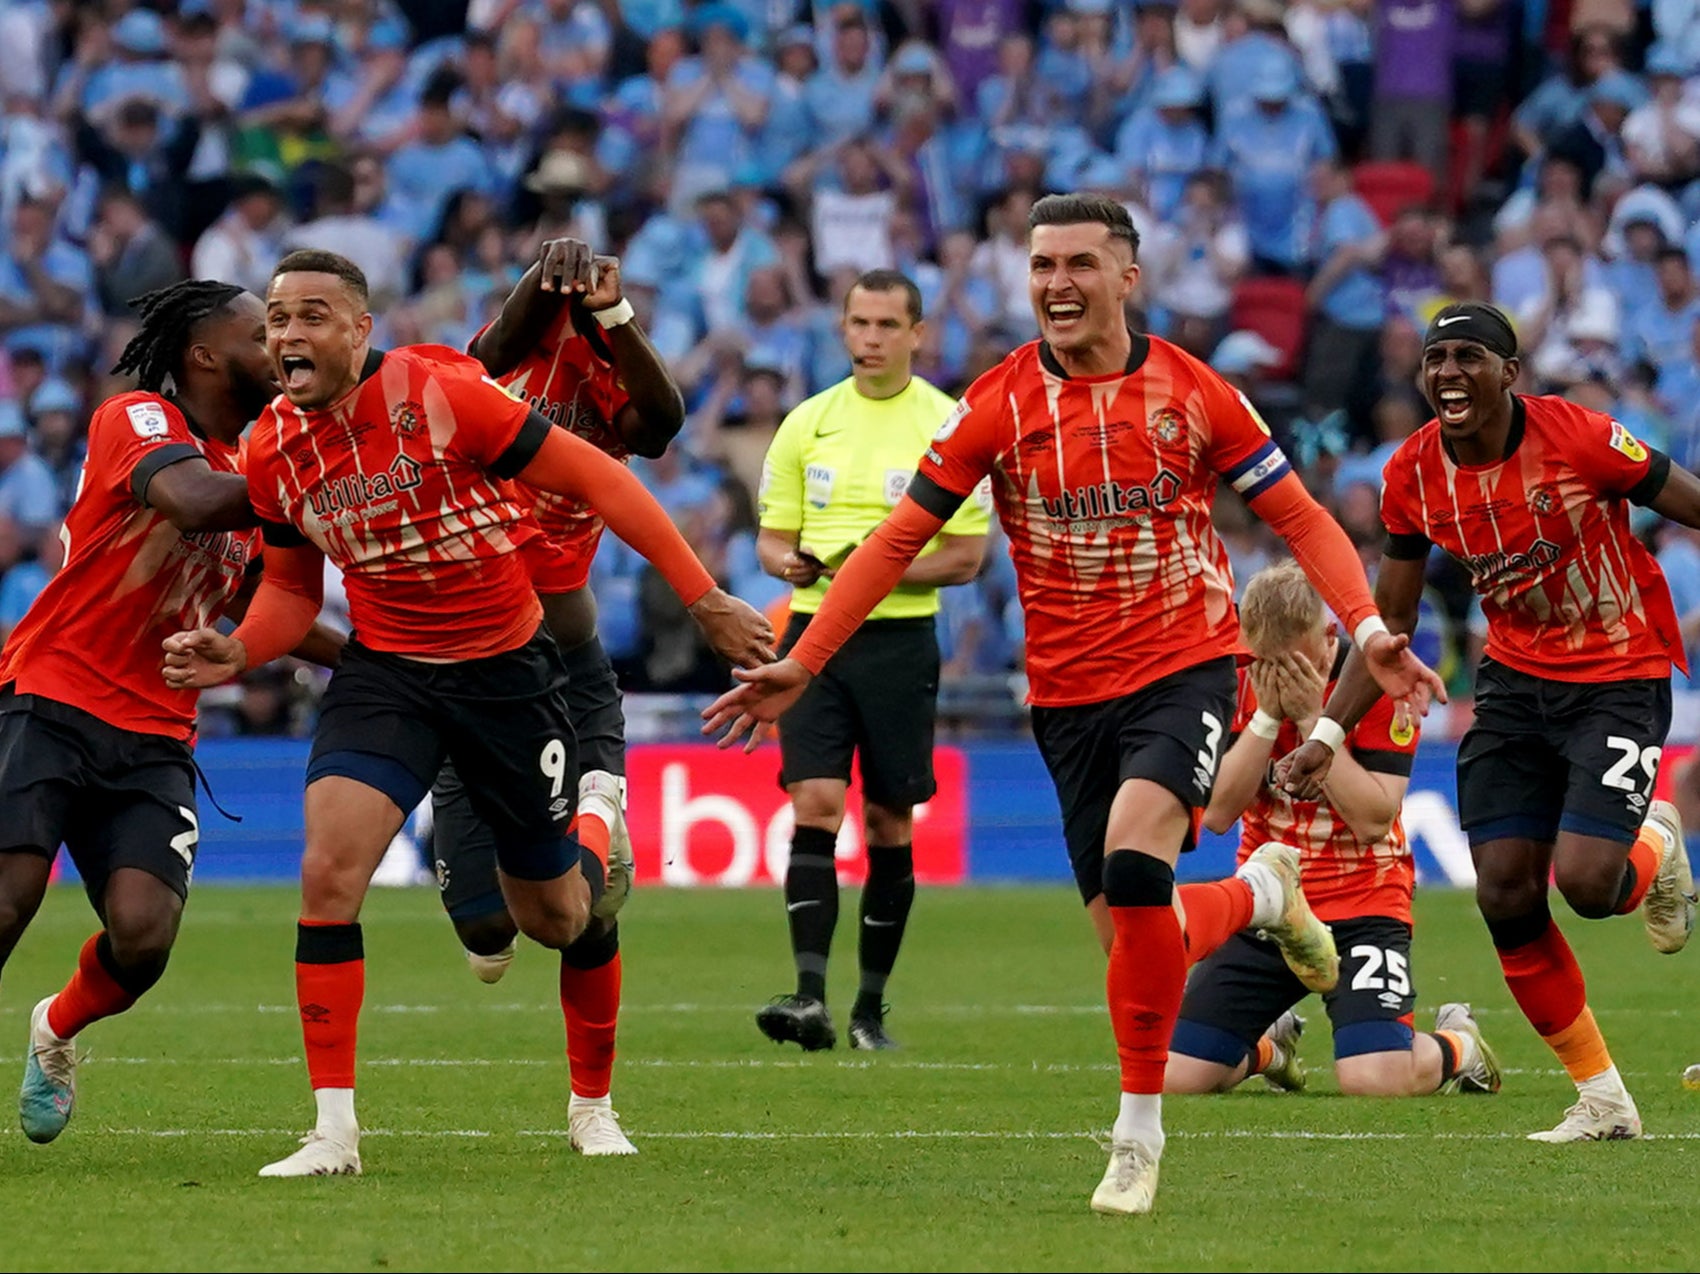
[1165, 563, 1500, 1096]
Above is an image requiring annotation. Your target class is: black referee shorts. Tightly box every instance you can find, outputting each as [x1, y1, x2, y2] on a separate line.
[777, 612, 940, 810]
[306, 628, 581, 882]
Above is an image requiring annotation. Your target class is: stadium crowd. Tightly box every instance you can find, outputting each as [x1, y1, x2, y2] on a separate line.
[5, 0, 1700, 732]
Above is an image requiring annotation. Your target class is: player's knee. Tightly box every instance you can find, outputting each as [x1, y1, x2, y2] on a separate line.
[1552, 857, 1622, 919]
[789, 783, 847, 830]
[454, 911, 519, 957]
[1473, 871, 1545, 923]
[102, 916, 175, 993]
[511, 887, 590, 951]
[863, 803, 913, 847]
[1163, 1056, 1242, 1094]
[1335, 1055, 1421, 1097]
[300, 842, 373, 920]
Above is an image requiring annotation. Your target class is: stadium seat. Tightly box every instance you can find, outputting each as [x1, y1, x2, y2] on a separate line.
[1227, 277, 1308, 382]
[1352, 160, 1436, 225]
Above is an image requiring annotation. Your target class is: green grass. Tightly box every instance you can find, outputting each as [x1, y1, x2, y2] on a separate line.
[1, 884, 1698, 1271]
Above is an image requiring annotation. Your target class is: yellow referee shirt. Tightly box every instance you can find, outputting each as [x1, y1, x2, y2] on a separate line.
[758, 375, 991, 619]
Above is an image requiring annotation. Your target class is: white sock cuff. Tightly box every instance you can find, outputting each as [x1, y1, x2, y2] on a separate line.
[1237, 861, 1283, 929]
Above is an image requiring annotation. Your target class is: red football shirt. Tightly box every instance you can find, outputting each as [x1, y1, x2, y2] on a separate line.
[1380, 395, 1683, 683]
[917, 335, 1295, 707]
[246, 345, 544, 659]
[1232, 652, 1419, 925]
[0, 392, 256, 740]
[482, 306, 632, 593]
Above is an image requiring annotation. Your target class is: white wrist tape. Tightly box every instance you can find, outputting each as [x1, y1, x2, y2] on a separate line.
[590, 297, 635, 328]
[1308, 716, 1347, 754]
[1246, 708, 1281, 740]
[1353, 615, 1390, 648]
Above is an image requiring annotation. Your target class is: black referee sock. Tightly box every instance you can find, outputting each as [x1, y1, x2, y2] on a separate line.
[785, 825, 840, 1002]
[854, 844, 915, 1021]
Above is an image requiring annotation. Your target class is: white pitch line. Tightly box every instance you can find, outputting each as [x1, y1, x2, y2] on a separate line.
[85, 1056, 1615, 1079]
[9, 1126, 1700, 1142]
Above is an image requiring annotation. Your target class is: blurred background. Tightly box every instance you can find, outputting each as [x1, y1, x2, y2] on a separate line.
[6, 0, 1700, 750]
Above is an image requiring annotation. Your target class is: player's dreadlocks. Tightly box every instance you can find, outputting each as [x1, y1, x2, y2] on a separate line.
[110, 280, 246, 392]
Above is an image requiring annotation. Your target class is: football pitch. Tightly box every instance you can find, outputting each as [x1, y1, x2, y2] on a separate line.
[2, 884, 1698, 1272]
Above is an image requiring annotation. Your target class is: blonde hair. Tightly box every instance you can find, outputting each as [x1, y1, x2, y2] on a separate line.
[1239, 560, 1325, 656]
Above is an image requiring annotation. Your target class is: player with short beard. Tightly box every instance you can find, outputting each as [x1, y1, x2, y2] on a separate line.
[1282, 301, 1700, 1142]
[4, 281, 338, 1145]
[162, 249, 773, 1178]
[703, 194, 1443, 1215]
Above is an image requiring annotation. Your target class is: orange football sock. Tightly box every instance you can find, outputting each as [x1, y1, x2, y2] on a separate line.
[1178, 879, 1256, 966]
[577, 812, 610, 871]
[47, 932, 138, 1039]
[1108, 903, 1187, 1094]
[295, 920, 364, 1090]
[1497, 920, 1611, 1082]
[561, 950, 621, 1100]
[1252, 1035, 1275, 1075]
[1613, 826, 1662, 915]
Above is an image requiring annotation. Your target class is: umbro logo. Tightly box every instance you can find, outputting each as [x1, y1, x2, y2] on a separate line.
[301, 1003, 332, 1024]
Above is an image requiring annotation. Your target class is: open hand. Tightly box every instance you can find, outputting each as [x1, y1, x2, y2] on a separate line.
[700, 658, 813, 752]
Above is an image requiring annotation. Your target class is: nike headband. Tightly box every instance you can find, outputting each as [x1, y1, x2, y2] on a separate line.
[1423, 302, 1518, 358]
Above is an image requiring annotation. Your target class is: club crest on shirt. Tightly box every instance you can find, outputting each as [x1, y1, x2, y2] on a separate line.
[390, 399, 426, 436]
[1146, 407, 1186, 447]
[1608, 419, 1648, 463]
[1528, 484, 1561, 517]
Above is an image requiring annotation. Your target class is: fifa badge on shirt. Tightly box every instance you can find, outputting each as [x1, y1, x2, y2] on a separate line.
[126, 401, 170, 440]
[805, 463, 834, 510]
[1608, 420, 1648, 463]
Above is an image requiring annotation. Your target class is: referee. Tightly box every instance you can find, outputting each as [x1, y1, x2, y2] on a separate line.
[754, 269, 990, 1051]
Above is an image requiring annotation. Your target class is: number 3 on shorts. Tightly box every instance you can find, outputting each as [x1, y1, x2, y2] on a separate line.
[539, 738, 568, 798]
[1601, 736, 1660, 794]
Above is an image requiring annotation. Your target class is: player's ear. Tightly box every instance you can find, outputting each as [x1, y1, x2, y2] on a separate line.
[1120, 260, 1141, 298]
[1501, 355, 1520, 389]
[354, 308, 374, 344]
[187, 340, 217, 372]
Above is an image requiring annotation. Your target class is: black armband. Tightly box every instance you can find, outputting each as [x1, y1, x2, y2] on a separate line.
[1627, 449, 1672, 507]
[260, 519, 309, 547]
[1383, 531, 1433, 561]
[907, 471, 969, 520]
[490, 409, 553, 479]
[129, 443, 202, 505]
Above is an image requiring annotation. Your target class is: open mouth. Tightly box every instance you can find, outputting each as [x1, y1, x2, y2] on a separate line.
[1436, 387, 1471, 426]
[1046, 301, 1085, 328]
[280, 355, 316, 394]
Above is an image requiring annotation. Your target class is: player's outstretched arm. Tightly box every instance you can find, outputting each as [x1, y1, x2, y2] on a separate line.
[515, 425, 774, 667]
[589, 257, 687, 459]
[142, 457, 256, 533]
[701, 494, 947, 751]
[161, 541, 324, 690]
[1278, 554, 1428, 800]
[1248, 472, 1446, 713]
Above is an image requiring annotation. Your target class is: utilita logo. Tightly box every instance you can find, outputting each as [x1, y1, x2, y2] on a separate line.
[1041, 470, 1180, 523]
[624, 745, 966, 887]
[1462, 538, 1562, 582]
[306, 454, 423, 520]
